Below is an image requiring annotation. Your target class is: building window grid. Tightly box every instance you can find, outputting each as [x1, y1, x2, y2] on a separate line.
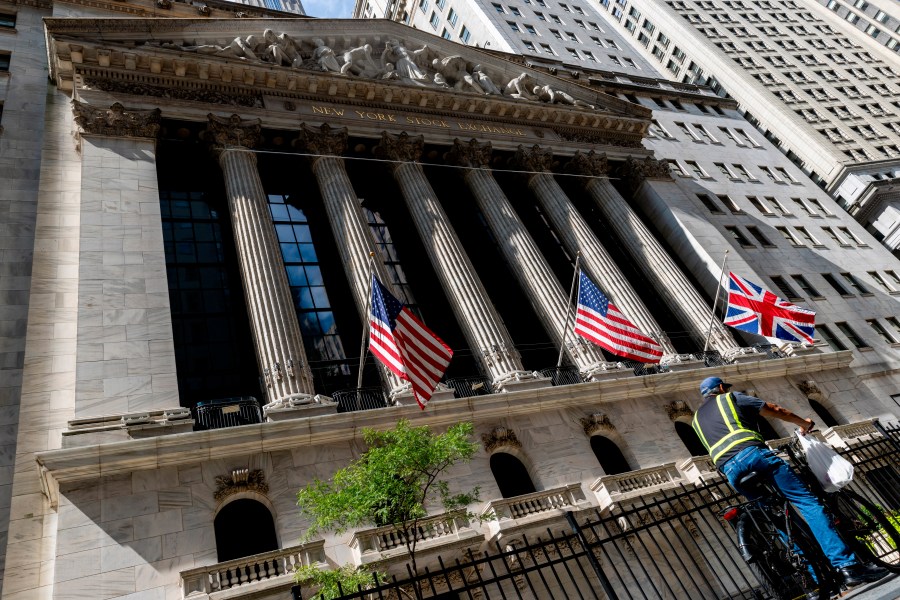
[792, 274, 822, 297]
[269, 194, 347, 364]
[822, 272, 852, 295]
[842, 272, 871, 294]
[868, 319, 898, 344]
[771, 275, 802, 300]
[817, 324, 848, 350]
[835, 321, 870, 349]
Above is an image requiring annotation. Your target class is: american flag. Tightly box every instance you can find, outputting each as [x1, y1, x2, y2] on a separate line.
[369, 275, 453, 409]
[724, 272, 816, 343]
[574, 271, 663, 363]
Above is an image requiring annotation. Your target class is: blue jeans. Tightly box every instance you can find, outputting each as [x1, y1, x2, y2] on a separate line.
[721, 445, 857, 568]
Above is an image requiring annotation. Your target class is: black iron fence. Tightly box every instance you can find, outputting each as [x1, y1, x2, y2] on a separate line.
[192, 396, 262, 430]
[332, 388, 390, 413]
[294, 421, 900, 600]
[538, 366, 583, 386]
[444, 376, 493, 399]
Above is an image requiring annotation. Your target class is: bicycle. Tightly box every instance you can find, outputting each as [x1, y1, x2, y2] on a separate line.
[719, 439, 900, 600]
[784, 442, 900, 574]
[720, 469, 841, 600]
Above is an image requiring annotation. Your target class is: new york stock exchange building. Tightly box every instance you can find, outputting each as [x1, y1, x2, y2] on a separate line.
[2, 0, 900, 597]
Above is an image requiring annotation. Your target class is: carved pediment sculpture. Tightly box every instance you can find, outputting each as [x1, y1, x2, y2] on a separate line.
[73, 100, 161, 139]
[214, 468, 269, 501]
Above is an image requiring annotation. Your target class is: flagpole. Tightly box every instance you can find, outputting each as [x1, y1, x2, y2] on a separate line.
[357, 252, 377, 389]
[703, 250, 729, 353]
[557, 252, 582, 368]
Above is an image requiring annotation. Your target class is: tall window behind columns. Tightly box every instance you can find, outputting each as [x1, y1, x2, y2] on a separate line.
[157, 130, 258, 404]
[342, 140, 477, 379]
[421, 156, 557, 370]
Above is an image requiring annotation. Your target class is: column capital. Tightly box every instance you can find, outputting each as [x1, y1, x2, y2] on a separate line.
[444, 138, 492, 168]
[73, 100, 161, 139]
[204, 113, 262, 152]
[294, 123, 348, 158]
[511, 144, 555, 174]
[374, 131, 424, 166]
[565, 150, 609, 178]
[618, 155, 674, 182]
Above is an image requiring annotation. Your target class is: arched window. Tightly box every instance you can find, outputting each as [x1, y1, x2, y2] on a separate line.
[214, 498, 278, 562]
[756, 416, 781, 441]
[490, 452, 536, 498]
[590, 436, 632, 475]
[675, 421, 708, 457]
[808, 399, 839, 428]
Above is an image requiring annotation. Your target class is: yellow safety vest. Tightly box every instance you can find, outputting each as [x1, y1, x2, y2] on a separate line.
[692, 392, 765, 467]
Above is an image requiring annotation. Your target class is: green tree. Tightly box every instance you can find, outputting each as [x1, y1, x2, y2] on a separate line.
[295, 564, 384, 600]
[296, 420, 483, 593]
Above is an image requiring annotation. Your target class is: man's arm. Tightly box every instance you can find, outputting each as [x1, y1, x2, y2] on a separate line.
[759, 402, 815, 434]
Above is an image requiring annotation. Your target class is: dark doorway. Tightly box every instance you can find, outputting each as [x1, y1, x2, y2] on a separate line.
[214, 499, 279, 562]
[675, 421, 708, 457]
[756, 416, 781, 441]
[808, 399, 840, 428]
[590, 436, 632, 475]
[490, 453, 537, 498]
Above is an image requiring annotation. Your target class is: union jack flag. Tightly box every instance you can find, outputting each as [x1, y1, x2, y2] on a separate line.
[724, 272, 816, 343]
[369, 275, 453, 410]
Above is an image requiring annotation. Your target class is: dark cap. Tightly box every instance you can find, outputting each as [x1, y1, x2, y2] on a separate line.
[700, 376, 732, 396]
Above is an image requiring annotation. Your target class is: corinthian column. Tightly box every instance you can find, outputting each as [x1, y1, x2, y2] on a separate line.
[205, 114, 319, 408]
[445, 139, 615, 379]
[375, 132, 547, 391]
[570, 152, 740, 355]
[294, 123, 407, 394]
[512, 144, 677, 357]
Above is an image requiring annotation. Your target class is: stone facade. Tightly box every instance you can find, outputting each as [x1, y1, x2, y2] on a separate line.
[0, 4, 898, 600]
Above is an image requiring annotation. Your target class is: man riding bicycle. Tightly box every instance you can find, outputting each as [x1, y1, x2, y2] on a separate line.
[692, 376, 888, 588]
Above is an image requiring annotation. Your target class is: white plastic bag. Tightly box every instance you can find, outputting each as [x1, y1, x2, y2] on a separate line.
[796, 432, 854, 493]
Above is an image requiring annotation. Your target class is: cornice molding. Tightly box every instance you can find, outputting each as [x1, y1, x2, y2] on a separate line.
[35, 351, 855, 487]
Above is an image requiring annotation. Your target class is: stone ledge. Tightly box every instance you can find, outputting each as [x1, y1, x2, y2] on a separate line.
[35, 351, 854, 487]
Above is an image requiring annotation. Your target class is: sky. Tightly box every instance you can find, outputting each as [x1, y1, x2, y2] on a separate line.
[302, 0, 356, 18]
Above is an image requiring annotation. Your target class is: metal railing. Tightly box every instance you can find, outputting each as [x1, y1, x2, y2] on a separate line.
[537, 366, 583, 386]
[192, 397, 262, 430]
[294, 421, 900, 600]
[444, 376, 493, 398]
[331, 388, 389, 413]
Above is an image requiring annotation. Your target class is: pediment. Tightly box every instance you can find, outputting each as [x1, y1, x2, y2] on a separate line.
[44, 18, 651, 148]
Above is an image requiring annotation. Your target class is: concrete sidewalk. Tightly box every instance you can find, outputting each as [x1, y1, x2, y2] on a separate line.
[839, 573, 900, 600]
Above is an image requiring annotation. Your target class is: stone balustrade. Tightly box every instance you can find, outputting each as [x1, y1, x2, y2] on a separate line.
[62, 407, 194, 447]
[591, 462, 682, 509]
[349, 511, 480, 564]
[180, 540, 326, 596]
[678, 456, 719, 484]
[482, 483, 588, 522]
[823, 419, 880, 447]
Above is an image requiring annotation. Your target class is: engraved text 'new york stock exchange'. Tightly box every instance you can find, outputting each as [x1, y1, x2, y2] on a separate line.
[309, 104, 527, 137]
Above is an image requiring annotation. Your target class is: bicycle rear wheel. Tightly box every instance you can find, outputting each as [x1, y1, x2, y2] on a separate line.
[831, 489, 900, 572]
[737, 513, 815, 600]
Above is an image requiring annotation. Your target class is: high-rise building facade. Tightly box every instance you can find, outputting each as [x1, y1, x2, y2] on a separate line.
[586, 0, 900, 249]
[361, 0, 900, 251]
[0, 0, 899, 598]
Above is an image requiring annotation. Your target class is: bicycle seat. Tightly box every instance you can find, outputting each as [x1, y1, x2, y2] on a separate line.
[737, 471, 763, 489]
